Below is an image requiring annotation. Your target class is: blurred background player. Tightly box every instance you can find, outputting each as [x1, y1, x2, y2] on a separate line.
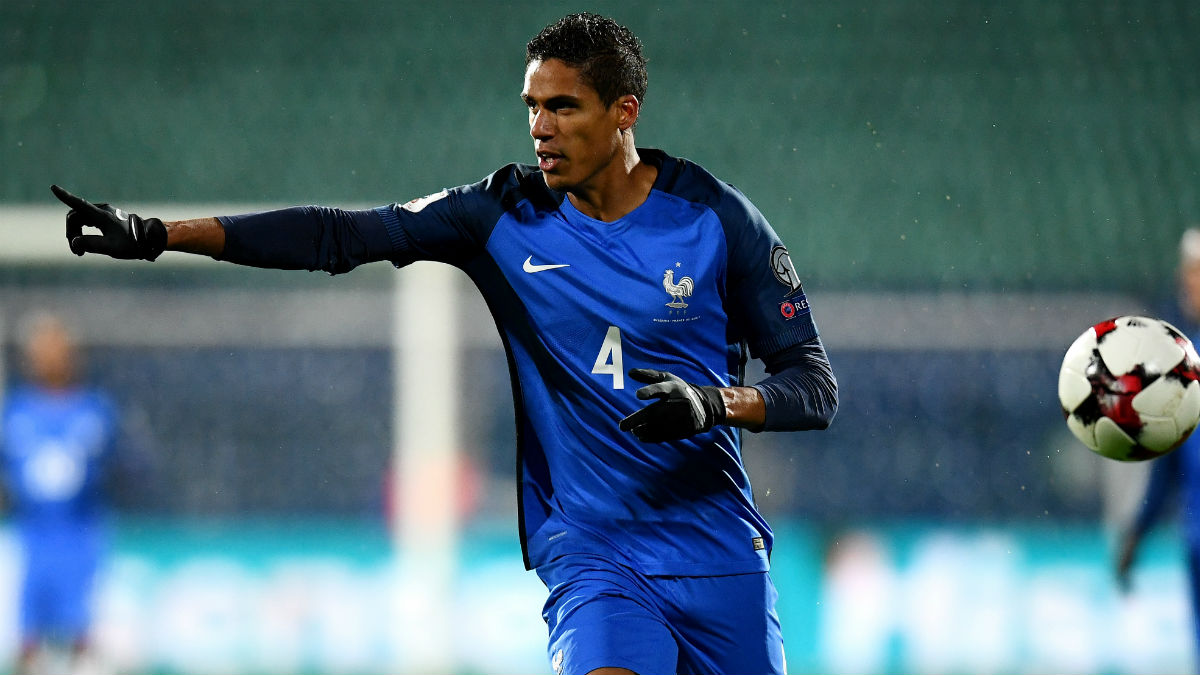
[1, 314, 120, 675]
[1116, 227, 1200, 667]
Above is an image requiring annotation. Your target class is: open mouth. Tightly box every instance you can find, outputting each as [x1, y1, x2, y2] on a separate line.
[537, 151, 562, 172]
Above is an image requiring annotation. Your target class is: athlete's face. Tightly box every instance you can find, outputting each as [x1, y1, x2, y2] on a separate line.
[522, 58, 631, 192]
[24, 318, 77, 390]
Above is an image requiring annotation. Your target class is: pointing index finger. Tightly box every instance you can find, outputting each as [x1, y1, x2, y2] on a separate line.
[50, 184, 94, 211]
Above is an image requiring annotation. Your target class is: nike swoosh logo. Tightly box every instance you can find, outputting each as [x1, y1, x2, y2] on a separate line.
[523, 256, 570, 273]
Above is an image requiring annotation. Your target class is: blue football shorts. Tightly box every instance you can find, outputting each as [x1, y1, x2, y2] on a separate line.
[20, 544, 99, 642]
[536, 553, 786, 675]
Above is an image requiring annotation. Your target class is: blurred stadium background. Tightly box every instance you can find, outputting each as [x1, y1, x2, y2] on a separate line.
[2, 1, 1199, 673]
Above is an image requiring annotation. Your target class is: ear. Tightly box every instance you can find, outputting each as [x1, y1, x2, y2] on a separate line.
[614, 94, 640, 132]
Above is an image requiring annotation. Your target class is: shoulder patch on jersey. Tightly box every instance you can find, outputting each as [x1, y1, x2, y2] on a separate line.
[778, 295, 810, 321]
[770, 245, 803, 296]
[401, 189, 449, 213]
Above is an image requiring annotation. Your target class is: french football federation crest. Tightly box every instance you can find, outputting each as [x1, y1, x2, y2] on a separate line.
[662, 266, 694, 308]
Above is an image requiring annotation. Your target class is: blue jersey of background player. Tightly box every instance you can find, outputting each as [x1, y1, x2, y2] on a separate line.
[49, 13, 838, 675]
[1117, 227, 1200, 667]
[1, 314, 116, 674]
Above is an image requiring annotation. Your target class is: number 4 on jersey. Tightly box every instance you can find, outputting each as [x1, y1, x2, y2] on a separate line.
[591, 325, 624, 389]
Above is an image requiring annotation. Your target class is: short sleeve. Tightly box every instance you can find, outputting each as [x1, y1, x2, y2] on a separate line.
[375, 163, 538, 268]
[721, 192, 818, 358]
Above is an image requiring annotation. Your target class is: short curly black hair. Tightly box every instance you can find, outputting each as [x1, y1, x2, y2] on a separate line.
[525, 12, 648, 107]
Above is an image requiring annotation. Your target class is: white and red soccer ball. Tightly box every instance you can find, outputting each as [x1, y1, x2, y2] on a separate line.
[1058, 316, 1200, 461]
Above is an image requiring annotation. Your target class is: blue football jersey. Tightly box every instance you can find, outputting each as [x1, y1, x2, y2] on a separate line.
[1, 384, 116, 539]
[374, 149, 818, 575]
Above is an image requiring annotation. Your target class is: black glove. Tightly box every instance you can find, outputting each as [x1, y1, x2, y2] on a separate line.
[619, 368, 726, 442]
[50, 184, 167, 261]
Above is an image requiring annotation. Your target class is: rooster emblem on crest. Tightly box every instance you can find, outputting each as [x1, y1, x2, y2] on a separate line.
[662, 268, 694, 308]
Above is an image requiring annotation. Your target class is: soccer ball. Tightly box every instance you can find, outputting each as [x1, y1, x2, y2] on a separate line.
[1058, 316, 1200, 461]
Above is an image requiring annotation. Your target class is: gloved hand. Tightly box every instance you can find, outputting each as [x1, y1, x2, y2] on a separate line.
[51, 184, 167, 260]
[619, 368, 726, 442]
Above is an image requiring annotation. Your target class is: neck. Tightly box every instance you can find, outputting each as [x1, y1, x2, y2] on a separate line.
[568, 141, 656, 222]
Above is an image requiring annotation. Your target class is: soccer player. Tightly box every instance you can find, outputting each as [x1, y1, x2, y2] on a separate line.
[1, 314, 119, 675]
[1116, 227, 1200, 666]
[50, 13, 837, 675]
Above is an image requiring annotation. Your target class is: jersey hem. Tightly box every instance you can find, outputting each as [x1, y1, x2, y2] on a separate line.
[528, 538, 771, 577]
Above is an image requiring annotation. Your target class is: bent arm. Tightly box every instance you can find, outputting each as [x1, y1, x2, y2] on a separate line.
[719, 385, 769, 431]
[746, 336, 838, 432]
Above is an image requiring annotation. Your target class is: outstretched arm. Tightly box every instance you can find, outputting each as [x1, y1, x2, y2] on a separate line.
[164, 217, 225, 257]
[51, 186, 395, 274]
